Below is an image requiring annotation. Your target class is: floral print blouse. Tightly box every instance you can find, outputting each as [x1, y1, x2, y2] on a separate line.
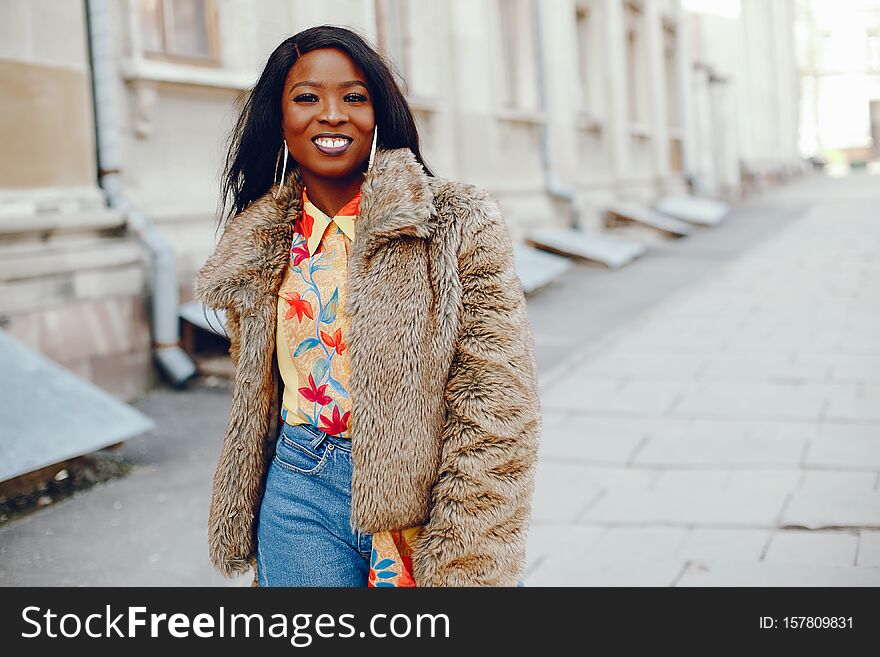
[275, 185, 419, 587]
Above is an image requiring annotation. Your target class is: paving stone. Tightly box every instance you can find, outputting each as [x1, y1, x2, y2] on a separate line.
[528, 555, 687, 587]
[815, 423, 880, 441]
[581, 485, 789, 527]
[633, 436, 805, 468]
[676, 561, 880, 586]
[799, 470, 878, 494]
[782, 490, 880, 528]
[564, 415, 658, 440]
[528, 526, 690, 586]
[524, 524, 606, 574]
[539, 430, 642, 465]
[825, 398, 880, 422]
[698, 354, 830, 381]
[531, 462, 605, 523]
[803, 354, 880, 382]
[764, 530, 859, 566]
[805, 435, 880, 470]
[856, 530, 880, 568]
[585, 526, 690, 561]
[650, 469, 731, 492]
[672, 382, 842, 421]
[575, 352, 707, 379]
[677, 528, 770, 563]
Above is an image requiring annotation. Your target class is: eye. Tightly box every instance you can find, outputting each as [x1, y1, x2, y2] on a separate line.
[292, 92, 367, 103]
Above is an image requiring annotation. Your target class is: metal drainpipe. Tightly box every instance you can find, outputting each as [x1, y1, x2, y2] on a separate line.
[532, 0, 583, 230]
[85, 0, 198, 388]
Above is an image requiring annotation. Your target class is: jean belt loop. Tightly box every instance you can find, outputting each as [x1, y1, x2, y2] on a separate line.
[307, 426, 326, 451]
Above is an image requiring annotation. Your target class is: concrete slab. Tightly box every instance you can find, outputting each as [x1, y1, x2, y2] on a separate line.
[0, 330, 155, 483]
[655, 195, 729, 226]
[527, 227, 647, 269]
[512, 243, 573, 296]
[179, 300, 227, 337]
[606, 201, 694, 237]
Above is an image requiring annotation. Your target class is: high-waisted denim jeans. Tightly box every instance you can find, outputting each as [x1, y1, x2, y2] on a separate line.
[255, 420, 527, 587]
[256, 421, 372, 586]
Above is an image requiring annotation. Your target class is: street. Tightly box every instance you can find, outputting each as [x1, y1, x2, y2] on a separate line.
[1, 170, 878, 586]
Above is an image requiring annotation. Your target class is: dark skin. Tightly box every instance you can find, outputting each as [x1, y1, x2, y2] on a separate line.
[281, 48, 376, 218]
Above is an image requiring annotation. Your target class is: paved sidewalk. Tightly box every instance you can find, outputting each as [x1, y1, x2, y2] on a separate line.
[526, 171, 880, 586]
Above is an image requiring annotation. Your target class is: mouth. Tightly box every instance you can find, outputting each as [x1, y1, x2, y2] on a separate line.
[311, 134, 353, 156]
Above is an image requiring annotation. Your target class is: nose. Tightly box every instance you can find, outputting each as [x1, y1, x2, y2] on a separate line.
[318, 97, 348, 125]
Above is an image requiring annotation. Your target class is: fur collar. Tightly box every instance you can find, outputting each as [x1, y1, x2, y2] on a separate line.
[194, 147, 437, 311]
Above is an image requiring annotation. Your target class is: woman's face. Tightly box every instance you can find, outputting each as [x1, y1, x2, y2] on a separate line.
[281, 47, 376, 181]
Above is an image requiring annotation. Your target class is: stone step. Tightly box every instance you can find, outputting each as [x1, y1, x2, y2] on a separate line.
[0, 238, 143, 282]
[0, 209, 126, 236]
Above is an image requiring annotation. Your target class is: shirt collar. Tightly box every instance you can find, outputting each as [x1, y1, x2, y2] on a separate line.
[301, 187, 360, 257]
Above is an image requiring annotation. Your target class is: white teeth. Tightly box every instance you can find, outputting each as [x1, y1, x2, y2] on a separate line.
[315, 137, 349, 148]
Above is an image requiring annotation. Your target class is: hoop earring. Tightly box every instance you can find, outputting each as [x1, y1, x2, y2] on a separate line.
[274, 140, 289, 199]
[367, 125, 378, 173]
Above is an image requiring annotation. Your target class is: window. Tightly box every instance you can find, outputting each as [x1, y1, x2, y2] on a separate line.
[498, 0, 520, 108]
[624, 3, 648, 125]
[664, 23, 683, 171]
[574, 1, 604, 120]
[375, 0, 412, 92]
[140, 0, 219, 64]
[494, 0, 539, 111]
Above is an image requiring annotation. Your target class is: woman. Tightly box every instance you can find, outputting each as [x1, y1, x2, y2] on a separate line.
[194, 25, 542, 587]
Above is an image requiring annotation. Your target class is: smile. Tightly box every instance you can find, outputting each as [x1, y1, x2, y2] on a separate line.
[312, 136, 353, 155]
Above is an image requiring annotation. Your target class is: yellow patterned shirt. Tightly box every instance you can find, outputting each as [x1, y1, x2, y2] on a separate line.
[275, 185, 420, 587]
[276, 186, 357, 436]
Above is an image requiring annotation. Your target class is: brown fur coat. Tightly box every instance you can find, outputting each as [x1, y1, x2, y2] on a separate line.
[193, 147, 542, 586]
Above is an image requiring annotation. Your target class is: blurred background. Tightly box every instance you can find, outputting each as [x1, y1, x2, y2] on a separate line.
[0, 0, 878, 586]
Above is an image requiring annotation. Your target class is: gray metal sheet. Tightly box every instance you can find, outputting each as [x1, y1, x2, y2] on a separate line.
[527, 227, 648, 269]
[655, 195, 729, 226]
[0, 330, 155, 482]
[606, 201, 694, 236]
[513, 243, 573, 295]
[179, 300, 227, 337]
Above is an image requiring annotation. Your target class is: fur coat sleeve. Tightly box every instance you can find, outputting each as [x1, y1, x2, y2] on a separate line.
[410, 189, 543, 587]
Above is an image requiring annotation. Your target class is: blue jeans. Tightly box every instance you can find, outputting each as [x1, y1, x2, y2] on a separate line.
[255, 421, 527, 587]
[256, 422, 373, 586]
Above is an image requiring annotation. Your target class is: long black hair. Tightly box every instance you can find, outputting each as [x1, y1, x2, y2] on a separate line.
[204, 25, 432, 341]
[218, 24, 433, 231]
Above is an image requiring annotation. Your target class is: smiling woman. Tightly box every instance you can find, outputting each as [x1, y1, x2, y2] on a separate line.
[281, 49, 375, 207]
[197, 25, 541, 589]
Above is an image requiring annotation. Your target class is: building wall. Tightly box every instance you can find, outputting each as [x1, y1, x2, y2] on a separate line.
[0, 0, 96, 188]
[0, 0, 804, 400]
[796, 0, 880, 163]
[683, 0, 802, 198]
[0, 0, 153, 401]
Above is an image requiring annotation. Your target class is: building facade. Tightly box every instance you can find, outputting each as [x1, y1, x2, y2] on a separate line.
[796, 0, 880, 166]
[0, 0, 802, 400]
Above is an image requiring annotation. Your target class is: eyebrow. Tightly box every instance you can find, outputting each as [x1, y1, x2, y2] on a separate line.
[290, 80, 368, 90]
